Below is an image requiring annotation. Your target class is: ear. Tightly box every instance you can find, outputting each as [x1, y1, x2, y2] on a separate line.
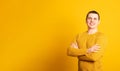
[98, 20, 100, 25]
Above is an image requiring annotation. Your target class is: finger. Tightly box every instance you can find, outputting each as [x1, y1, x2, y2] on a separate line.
[71, 43, 78, 48]
[94, 45, 100, 48]
[95, 48, 100, 51]
[94, 48, 99, 51]
[95, 46, 100, 50]
[93, 47, 100, 52]
[71, 43, 75, 46]
[70, 43, 73, 47]
[93, 50, 98, 53]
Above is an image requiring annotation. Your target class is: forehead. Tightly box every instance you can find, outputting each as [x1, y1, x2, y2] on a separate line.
[88, 13, 98, 18]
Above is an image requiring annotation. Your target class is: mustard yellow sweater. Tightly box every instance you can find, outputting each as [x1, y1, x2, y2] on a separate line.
[67, 32, 107, 71]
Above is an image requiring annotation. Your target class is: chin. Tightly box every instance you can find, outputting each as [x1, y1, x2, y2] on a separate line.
[88, 26, 96, 29]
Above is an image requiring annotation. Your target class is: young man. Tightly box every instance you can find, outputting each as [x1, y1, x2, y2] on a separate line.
[67, 10, 107, 71]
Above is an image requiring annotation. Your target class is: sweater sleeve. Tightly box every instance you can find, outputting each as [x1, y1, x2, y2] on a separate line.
[67, 46, 87, 57]
[78, 34, 107, 61]
[67, 34, 87, 57]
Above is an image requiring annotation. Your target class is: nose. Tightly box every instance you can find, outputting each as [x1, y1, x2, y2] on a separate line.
[91, 18, 94, 22]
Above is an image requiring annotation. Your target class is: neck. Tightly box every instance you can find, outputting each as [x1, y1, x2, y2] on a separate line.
[87, 28, 98, 34]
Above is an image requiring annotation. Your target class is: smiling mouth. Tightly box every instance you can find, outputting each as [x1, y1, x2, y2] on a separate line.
[89, 23, 95, 26]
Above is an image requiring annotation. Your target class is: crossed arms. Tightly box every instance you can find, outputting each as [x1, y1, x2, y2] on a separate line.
[67, 35, 106, 62]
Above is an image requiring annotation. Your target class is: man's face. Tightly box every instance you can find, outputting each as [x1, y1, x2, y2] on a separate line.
[86, 13, 100, 29]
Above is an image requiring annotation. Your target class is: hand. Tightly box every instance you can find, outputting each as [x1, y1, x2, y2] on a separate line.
[70, 43, 78, 49]
[87, 44, 100, 53]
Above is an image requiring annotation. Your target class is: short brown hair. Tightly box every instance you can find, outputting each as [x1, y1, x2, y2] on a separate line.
[86, 10, 100, 21]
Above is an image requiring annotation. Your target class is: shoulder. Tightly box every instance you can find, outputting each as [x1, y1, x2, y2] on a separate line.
[96, 32, 108, 46]
[96, 32, 106, 38]
[75, 32, 88, 41]
[96, 32, 107, 43]
[76, 32, 87, 38]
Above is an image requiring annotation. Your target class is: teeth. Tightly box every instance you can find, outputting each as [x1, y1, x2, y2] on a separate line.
[90, 23, 94, 26]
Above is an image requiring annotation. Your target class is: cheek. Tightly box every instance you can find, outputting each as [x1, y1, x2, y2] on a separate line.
[94, 22, 99, 26]
[95, 21, 99, 24]
[86, 20, 90, 23]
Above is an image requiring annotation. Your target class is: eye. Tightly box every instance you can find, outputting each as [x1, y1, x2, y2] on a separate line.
[94, 18, 97, 20]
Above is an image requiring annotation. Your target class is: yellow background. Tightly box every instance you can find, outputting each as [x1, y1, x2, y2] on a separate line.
[0, 0, 119, 71]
